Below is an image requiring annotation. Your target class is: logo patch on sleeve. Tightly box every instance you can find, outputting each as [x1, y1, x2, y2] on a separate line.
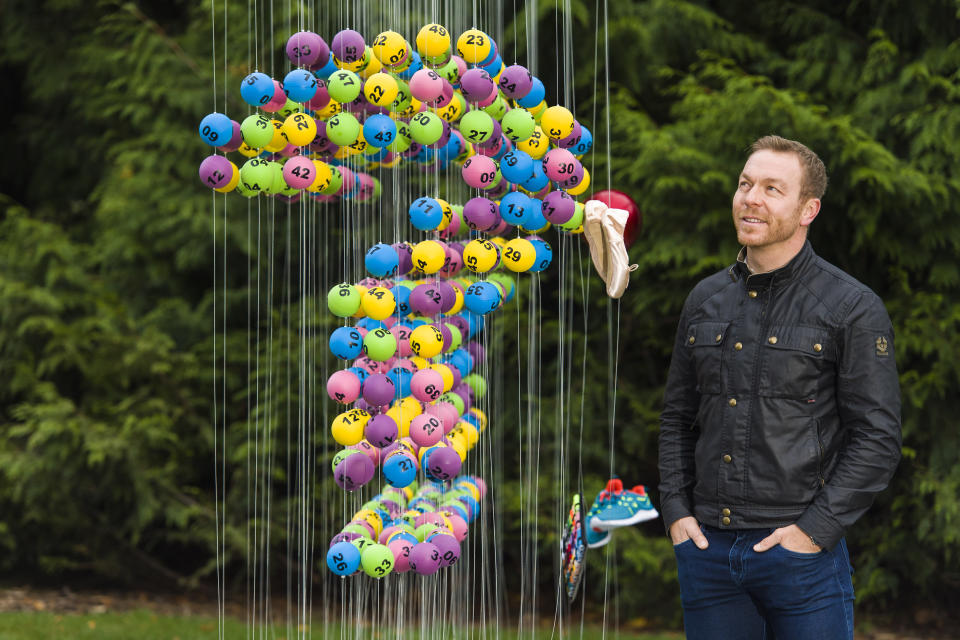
[875, 336, 889, 357]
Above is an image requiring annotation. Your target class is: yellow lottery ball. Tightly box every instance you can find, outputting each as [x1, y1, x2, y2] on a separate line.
[448, 436, 467, 462]
[331, 408, 371, 446]
[410, 324, 444, 359]
[469, 407, 488, 431]
[459, 421, 480, 448]
[408, 356, 430, 371]
[237, 142, 260, 157]
[540, 105, 575, 140]
[429, 363, 454, 392]
[517, 126, 549, 159]
[372, 31, 408, 67]
[463, 239, 500, 273]
[416, 23, 451, 58]
[456, 29, 491, 64]
[435, 198, 455, 231]
[357, 50, 383, 79]
[566, 168, 591, 195]
[316, 99, 342, 119]
[446, 282, 465, 314]
[364, 72, 399, 107]
[265, 120, 287, 152]
[308, 160, 333, 192]
[502, 238, 537, 272]
[282, 112, 317, 147]
[411, 240, 446, 274]
[361, 286, 396, 320]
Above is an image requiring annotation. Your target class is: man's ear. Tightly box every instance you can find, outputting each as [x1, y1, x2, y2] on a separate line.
[800, 198, 820, 227]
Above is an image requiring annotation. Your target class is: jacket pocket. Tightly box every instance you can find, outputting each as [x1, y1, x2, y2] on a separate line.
[684, 321, 730, 395]
[748, 414, 822, 505]
[759, 325, 834, 399]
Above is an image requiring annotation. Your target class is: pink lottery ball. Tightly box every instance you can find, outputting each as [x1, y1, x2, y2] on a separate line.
[424, 401, 460, 434]
[409, 413, 444, 447]
[350, 440, 381, 467]
[409, 68, 444, 102]
[327, 369, 361, 404]
[390, 325, 413, 358]
[461, 155, 498, 189]
[306, 80, 330, 110]
[443, 512, 469, 541]
[542, 148, 579, 183]
[414, 512, 447, 530]
[411, 368, 444, 402]
[199, 155, 234, 190]
[388, 538, 413, 573]
[348, 518, 376, 539]
[440, 246, 463, 277]
[261, 81, 288, 112]
[409, 542, 441, 575]
[471, 476, 488, 499]
[438, 209, 462, 240]
[392, 358, 417, 373]
[379, 525, 402, 545]
[434, 79, 455, 108]
[282, 156, 314, 189]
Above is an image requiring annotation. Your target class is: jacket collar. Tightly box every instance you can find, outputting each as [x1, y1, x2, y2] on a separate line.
[728, 240, 816, 289]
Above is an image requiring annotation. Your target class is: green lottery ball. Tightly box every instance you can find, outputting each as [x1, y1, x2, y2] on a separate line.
[328, 283, 362, 317]
[239, 157, 273, 192]
[343, 523, 373, 539]
[463, 373, 487, 398]
[262, 161, 286, 195]
[409, 111, 443, 145]
[460, 109, 494, 144]
[235, 180, 258, 198]
[443, 322, 463, 351]
[414, 523, 438, 542]
[331, 448, 353, 472]
[438, 391, 465, 415]
[483, 94, 508, 121]
[327, 69, 363, 103]
[558, 201, 585, 230]
[389, 121, 412, 153]
[363, 328, 397, 361]
[320, 167, 344, 195]
[501, 108, 536, 143]
[240, 113, 274, 149]
[361, 543, 395, 578]
[326, 112, 361, 146]
[277, 99, 302, 120]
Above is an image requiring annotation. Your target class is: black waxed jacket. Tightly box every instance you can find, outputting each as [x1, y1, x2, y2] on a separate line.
[658, 241, 902, 551]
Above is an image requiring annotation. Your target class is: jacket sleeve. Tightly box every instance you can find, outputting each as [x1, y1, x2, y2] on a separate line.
[796, 291, 902, 550]
[658, 299, 702, 532]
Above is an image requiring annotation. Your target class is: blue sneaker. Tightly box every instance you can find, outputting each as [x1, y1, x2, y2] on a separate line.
[584, 479, 622, 548]
[591, 484, 659, 530]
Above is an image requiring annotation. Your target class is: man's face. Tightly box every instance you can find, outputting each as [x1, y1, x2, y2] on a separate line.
[732, 150, 812, 250]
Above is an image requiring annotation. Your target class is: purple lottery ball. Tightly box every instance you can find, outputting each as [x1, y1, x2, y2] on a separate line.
[452, 383, 473, 410]
[362, 373, 396, 407]
[460, 68, 495, 103]
[410, 284, 444, 317]
[463, 196, 500, 232]
[199, 155, 234, 190]
[365, 413, 398, 448]
[436, 281, 456, 313]
[334, 452, 375, 492]
[436, 323, 453, 352]
[393, 242, 414, 275]
[331, 29, 365, 63]
[445, 316, 470, 341]
[424, 446, 461, 481]
[428, 533, 461, 567]
[467, 340, 486, 364]
[542, 190, 577, 224]
[286, 31, 328, 67]
[409, 542, 442, 575]
[498, 64, 533, 99]
[476, 120, 502, 149]
[557, 120, 583, 149]
[217, 120, 243, 153]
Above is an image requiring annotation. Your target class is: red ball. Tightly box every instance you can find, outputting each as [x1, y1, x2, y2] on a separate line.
[590, 189, 642, 248]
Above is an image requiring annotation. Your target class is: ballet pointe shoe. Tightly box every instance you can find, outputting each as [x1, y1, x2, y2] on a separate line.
[601, 207, 638, 299]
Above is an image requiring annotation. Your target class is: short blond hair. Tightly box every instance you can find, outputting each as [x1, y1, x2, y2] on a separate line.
[751, 135, 827, 202]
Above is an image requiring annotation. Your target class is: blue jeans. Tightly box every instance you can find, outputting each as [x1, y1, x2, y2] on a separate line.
[673, 525, 854, 640]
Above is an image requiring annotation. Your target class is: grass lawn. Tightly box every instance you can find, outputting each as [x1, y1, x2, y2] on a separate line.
[0, 610, 682, 640]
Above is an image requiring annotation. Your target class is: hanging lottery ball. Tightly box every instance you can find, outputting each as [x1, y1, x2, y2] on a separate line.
[331, 410, 370, 446]
[282, 69, 318, 103]
[329, 326, 364, 360]
[499, 190, 533, 227]
[411, 368, 444, 402]
[456, 29, 492, 64]
[464, 281, 502, 315]
[332, 29, 365, 64]
[502, 238, 537, 272]
[462, 239, 500, 274]
[327, 540, 361, 576]
[542, 148, 579, 183]
[383, 451, 418, 488]
[198, 155, 233, 190]
[500, 149, 534, 184]
[198, 112, 232, 146]
[362, 373, 396, 407]
[424, 446, 461, 481]
[462, 197, 500, 232]
[459, 109, 494, 144]
[498, 64, 533, 99]
[286, 30, 328, 67]
[501, 108, 536, 143]
[408, 197, 443, 231]
[408, 542, 441, 575]
[362, 113, 396, 149]
[428, 532, 461, 567]
[241, 72, 275, 107]
[416, 23, 451, 58]
[363, 327, 397, 361]
[334, 450, 375, 490]
[411, 240, 446, 274]
[461, 155, 498, 189]
[409, 68, 444, 103]
[328, 283, 362, 317]
[409, 413, 444, 448]
[542, 190, 577, 224]
[281, 156, 313, 189]
[364, 72, 399, 106]
[326, 112, 361, 146]
[281, 112, 316, 147]
[239, 157, 272, 192]
[557, 120, 582, 149]
[460, 68, 495, 103]
[571, 125, 593, 156]
[521, 160, 549, 192]
[409, 324, 444, 359]
[409, 111, 443, 145]
[516, 76, 545, 108]
[410, 284, 444, 317]
[528, 237, 554, 272]
[327, 69, 362, 103]
[365, 243, 399, 277]
[327, 369, 362, 404]
[540, 105, 575, 140]
[361, 287, 396, 320]
[240, 113, 273, 149]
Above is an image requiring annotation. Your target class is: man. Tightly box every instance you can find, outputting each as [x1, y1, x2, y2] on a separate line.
[658, 135, 902, 639]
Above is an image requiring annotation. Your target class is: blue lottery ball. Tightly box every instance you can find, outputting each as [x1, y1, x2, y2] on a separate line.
[365, 242, 399, 277]
[330, 326, 364, 360]
[523, 198, 547, 231]
[408, 317, 428, 329]
[393, 287, 412, 316]
[529, 238, 553, 273]
[480, 53, 502, 74]
[521, 160, 549, 192]
[408, 197, 443, 231]
[313, 51, 338, 78]
[327, 540, 361, 576]
[572, 125, 592, 156]
[283, 69, 318, 102]
[347, 366, 370, 384]
[516, 77, 545, 108]
[463, 310, 485, 338]
[464, 282, 502, 315]
[240, 72, 275, 106]
[447, 349, 474, 377]
[443, 502, 470, 523]
[396, 52, 423, 80]
[457, 494, 480, 522]
[383, 453, 418, 488]
[500, 149, 534, 184]
[492, 138, 511, 162]
[363, 114, 398, 149]
[198, 112, 233, 147]
[499, 191, 533, 227]
[461, 412, 481, 430]
[392, 531, 419, 545]
[440, 133, 463, 162]
[356, 318, 388, 331]
[387, 367, 413, 400]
